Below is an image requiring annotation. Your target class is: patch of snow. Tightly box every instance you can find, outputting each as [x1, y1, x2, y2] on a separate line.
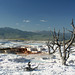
[0, 40, 75, 75]
[0, 53, 75, 75]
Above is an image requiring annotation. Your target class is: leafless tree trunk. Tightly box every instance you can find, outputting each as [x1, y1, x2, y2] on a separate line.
[47, 19, 75, 65]
[61, 19, 75, 65]
[46, 29, 59, 54]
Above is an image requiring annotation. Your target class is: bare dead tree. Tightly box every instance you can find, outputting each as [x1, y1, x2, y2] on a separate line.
[60, 19, 75, 65]
[59, 28, 71, 65]
[47, 19, 75, 65]
[46, 29, 60, 54]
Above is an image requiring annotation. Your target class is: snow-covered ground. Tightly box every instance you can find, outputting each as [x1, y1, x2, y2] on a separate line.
[0, 52, 75, 75]
[0, 40, 75, 75]
[0, 40, 46, 48]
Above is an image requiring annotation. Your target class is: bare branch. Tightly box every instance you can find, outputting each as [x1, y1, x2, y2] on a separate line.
[71, 18, 75, 29]
[66, 28, 73, 33]
[46, 19, 75, 65]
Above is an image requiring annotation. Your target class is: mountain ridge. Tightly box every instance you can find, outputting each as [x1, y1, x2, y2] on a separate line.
[0, 27, 71, 40]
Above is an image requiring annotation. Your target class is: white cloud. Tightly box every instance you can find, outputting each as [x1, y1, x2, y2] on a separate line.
[23, 20, 30, 23]
[16, 23, 19, 25]
[40, 20, 47, 22]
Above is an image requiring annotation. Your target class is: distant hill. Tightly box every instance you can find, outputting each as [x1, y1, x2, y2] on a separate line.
[0, 27, 36, 40]
[0, 27, 71, 40]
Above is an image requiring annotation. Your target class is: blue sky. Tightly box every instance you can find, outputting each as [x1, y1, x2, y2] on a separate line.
[0, 0, 75, 32]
